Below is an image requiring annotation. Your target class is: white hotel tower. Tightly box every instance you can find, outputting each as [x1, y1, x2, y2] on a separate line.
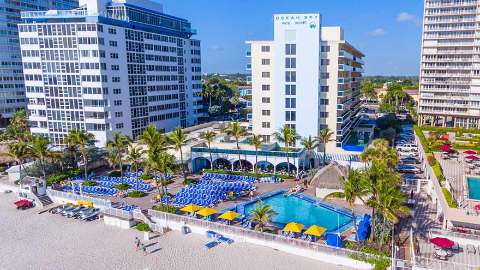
[247, 14, 365, 154]
[419, 0, 480, 128]
[18, 0, 204, 147]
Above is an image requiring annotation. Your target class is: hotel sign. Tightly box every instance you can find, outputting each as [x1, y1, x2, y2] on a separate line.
[275, 14, 319, 29]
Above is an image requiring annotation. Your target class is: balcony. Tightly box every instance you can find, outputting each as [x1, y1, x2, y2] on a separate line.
[246, 63, 251, 71]
[246, 51, 251, 57]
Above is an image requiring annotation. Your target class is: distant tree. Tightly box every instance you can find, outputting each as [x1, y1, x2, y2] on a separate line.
[273, 125, 299, 173]
[224, 121, 247, 171]
[201, 130, 216, 169]
[249, 134, 263, 174]
[361, 79, 377, 101]
[317, 128, 335, 165]
[169, 127, 189, 181]
[300, 136, 318, 170]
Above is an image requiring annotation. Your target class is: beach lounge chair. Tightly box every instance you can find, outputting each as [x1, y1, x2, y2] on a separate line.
[218, 236, 234, 244]
[205, 241, 219, 249]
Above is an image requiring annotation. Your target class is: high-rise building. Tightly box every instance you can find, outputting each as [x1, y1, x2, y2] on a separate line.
[0, 0, 78, 119]
[247, 14, 365, 154]
[419, 0, 480, 128]
[19, 0, 204, 147]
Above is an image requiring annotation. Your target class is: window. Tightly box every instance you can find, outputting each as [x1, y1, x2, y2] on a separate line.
[319, 112, 329, 118]
[262, 110, 270, 116]
[321, 46, 330, 52]
[285, 44, 296, 55]
[285, 111, 296, 121]
[108, 28, 117, 34]
[285, 58, 296, 68]
[262, 72, 270, 78]
[111, 65, 119, 71]
[109, 40, 117, 47]
[285, 98, 296, 108]
[321, 59, 330, 65]
[285, 71, 296, 82]
[115, 111, 123, 117]
[262, 97, 270, 103]
[110, 53, 118, 59]
[320, 86, 329, 92]
[113, 88, 121, 94]
[112, 77, 120, 82]
[320, 99, 329, 105]
[114, 100, 122, 106]
[262, 122, 271, 128]
[115, 123, 124, 129]
[285, 85, 296, 95]
[262, 135, 271, 143]
[262, 84, 270, 91]
[261, 45, 270, 52]
[321, 73, 329, 79]
[261, 59, 270, 65]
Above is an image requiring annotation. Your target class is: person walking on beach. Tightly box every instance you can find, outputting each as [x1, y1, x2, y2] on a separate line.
[135, 237, 140, 251]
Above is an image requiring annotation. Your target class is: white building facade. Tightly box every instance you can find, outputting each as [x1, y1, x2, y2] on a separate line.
[19, 0, 204, 147]
[419, 0, 480, 128]
[247, 14, 365, 154]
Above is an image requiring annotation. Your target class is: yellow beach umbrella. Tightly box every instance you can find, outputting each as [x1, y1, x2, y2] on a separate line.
[180, 204, 202, 213]
[196, 207, 219, 217]
[304, 225, 327, 237]
[283, 222, 305, 233]
[218, 210, 241, 221]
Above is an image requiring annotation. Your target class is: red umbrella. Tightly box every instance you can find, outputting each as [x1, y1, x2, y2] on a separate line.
[430, 237, 455, 249]
[466, 155, 479, 161]
[464, 150, 477, 155]
[475, 204, 480, 211]
[439, 134, 449, 141]
[439, 144, 452, 152]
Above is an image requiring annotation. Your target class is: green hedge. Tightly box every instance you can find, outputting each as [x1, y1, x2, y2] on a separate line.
[114, 183, 131, 191]
[203, 169, 291, 180]
[135, 222, 150, 232]
[183, 178, 197, 185]
[46, 169, 82, 186]
[414, 125, 431, 153]
[419, 126, 480, 135]
[140, 174, 153, 180]
[127, 190, 146, 198]
[442, 188, 458, 208]
[152, 204, 177, 214]
[82, 180, 98, 186]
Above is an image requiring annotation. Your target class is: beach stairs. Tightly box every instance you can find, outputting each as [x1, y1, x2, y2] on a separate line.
[132, 209, 164, 233]
[37, 195, 54, 207]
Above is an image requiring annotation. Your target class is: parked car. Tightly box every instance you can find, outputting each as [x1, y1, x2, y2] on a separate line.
[79, 208, 100, 221]
[396, 165, 421, 173]
[66, 206, 88, 218]
[61, 205, 82, 216]
[400, 157, 420, 165]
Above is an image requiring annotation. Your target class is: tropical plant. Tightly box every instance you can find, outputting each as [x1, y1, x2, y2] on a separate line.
[361, 79, 377, 101]
[317, 128, 335, 165]
[273, 125, 299, 173]
[105, 147, 119, 171]
[28, 135, 51, 180]
[361, 139, 399, 168]
[169, 127, 189, 181]
[324, 169, 368, 239]
[106, 132, 131, 177]
[250, 134, 263, 174]
[125, 144, 145, 190]
[8, 142, 29, 180]
[140, 124, 167, 153]
[224, 121, 247, 170]
[148, 151, 176, 196]
[201, 130, 216, 169]
[300, 135, 318, 170]
[66, 129, 95, 181]
[249, 201, 277, 232]
[2, 109, 30, 142]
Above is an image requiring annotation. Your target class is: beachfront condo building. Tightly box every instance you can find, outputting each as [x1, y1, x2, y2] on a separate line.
[0, 0, 78, 119]
[419, 0, 480, 128]
[247, 14, 365, 154]
[18, 0, 204, 146]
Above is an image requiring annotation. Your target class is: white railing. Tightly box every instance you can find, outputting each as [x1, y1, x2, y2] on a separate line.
[47, 188, 112, 208]
[21, 9, 91, 18]
[103, 207, 133, 220]
[414, 256, 478, 270]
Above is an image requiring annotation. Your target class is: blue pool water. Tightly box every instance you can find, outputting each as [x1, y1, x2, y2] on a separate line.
[467, 177, 480, 200]
[240, 192, 353, 232]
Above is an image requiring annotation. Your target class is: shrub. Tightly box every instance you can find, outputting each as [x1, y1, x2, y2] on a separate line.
[426, 154, 436, 166]
[135, 222, 150, 232]
[82, 180, 98, 186]
[108, 171, 121, 177]
[152, 204, 177, 214]
[413, 125, 430, 153]
[46, 168, 82, 186]
[140, 174, 152, 180]
[442, 188, 458, 208]
[183, 178, 197, 185]
[127, 190, 146, 198]
[114, 183, 131, 191]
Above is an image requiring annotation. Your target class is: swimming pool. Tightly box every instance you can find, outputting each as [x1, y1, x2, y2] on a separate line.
[235, 190, 354, 232]
[467, 176, 480, 200]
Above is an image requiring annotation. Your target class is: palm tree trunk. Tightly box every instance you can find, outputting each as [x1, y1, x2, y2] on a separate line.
[255, 150, 258, 175]
[286, 144, 290, 174]
[323, 147, 327, 165]
[135, 162, 139, 190]
[352, 208, 358, 241]
[40, 159, 46, 181]
[370, 208, 376, 243]
[180, 147, 186, 180]
[236, 139, 242, 171]
[18, 159, 23, 181]
[82, 151, 88, 181]
[119, 153, 123, 177]
[208, 143, 213, 169]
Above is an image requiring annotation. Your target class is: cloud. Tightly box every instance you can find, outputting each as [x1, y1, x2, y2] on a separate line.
[368, 28, 386, 37]
[397, 12, 417, 23]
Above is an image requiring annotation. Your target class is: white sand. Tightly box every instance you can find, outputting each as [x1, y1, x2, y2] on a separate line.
[0, 194, 351, 270]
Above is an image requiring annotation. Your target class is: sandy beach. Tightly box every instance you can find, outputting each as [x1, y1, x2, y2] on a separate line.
[0, 193, 352, 270]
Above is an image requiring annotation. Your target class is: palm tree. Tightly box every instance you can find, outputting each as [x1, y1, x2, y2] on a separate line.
[140, 124, 167, 152]
[67, 129, 94, 180]
[224, 121, 247, 171]
[148, 151, 176, 195]
[249, 134, 263, 174]
[125, 144, 145, 190]
[105, 147, 118, 171]
[361, 139, 399, 168]
[249, 201, 277, 232]
[8, 142, 29, 180]
[65, 131, 79, 168]
[28, 136, 50, 180]
[169, 127, 189, 181]
[106, 132, 131, 176]
[273, 125, 298, 174]
[324, 169, 368, 239]
[300, 136, 318, 170]
[318, 128, 334, 165]
[201, 130, 216, 169]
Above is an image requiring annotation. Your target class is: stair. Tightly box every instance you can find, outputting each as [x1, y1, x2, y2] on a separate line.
[36, 194, 54, 207]
[133, 209, 163, 233]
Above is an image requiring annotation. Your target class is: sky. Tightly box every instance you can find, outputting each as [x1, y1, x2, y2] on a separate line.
[157, 0, 424, 76]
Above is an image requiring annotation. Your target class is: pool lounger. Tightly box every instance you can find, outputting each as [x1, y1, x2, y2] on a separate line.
[205, 241, 220, 249]
[218, 236, 234, 244]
